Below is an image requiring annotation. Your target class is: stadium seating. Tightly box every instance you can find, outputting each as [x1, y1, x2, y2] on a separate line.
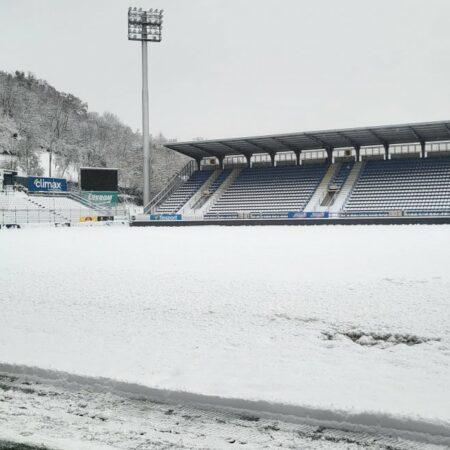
[329, 162, 354, 189]
[156, 170, 212, 214]
[208, 169, 232, 195]
[0, 191, 103, 225]
[0, 191, 57, 224]
[189, 169, 233, 210]
[0, 191, 39, 210]
[344, 157, 450, 214]
[31, 196, 91, 211]
[205, 165, 328, 218]
[4, 155, 450, 225]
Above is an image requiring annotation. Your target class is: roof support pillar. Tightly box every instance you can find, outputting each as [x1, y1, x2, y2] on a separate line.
[294, 150, 301, 166]
[218, 155, 225, 169]
[326, 147, 333, 163]
[355, 146, 361, 162]
[384, 144, 389, 160]
[420, 141, 426, 159]
[195, 157, 202, 171]
[245, 154, 252, 168]
[269, 153, 276, 167]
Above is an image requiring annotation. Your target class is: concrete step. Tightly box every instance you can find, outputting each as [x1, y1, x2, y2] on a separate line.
[304, 163, 341, 212]
[330, 161, 365, 212]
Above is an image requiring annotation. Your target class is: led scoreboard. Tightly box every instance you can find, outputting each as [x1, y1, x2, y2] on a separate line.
[79, 167, 118, 207]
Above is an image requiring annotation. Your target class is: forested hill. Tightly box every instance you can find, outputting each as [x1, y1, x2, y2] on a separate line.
[0, 70, 188, 200]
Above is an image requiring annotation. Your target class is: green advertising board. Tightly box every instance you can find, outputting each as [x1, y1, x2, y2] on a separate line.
[81, 191, 118, 207]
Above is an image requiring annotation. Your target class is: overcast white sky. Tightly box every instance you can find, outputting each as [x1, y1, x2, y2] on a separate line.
[0, 0, 449, 141]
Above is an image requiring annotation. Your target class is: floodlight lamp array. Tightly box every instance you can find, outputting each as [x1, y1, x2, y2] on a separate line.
[128, 6, 163, 42]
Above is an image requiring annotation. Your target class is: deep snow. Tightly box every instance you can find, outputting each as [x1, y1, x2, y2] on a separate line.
[0, 226, 449, 436]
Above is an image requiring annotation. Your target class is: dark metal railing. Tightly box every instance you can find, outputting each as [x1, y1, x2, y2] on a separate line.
[143, 160, 197, 214]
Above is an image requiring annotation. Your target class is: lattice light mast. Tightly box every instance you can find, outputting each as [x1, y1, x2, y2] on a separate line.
[128, 7, 163, 208]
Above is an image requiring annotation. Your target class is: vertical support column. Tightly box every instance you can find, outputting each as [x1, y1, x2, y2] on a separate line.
[269, 153, 276, 167]
[48, 150, 52, 177]
[294, 150, 301, 166]
[420, 141, 426, 158]
[218, 156, 225, 169]
[245, 154, 252, 168]
[355, 146, 360, 162]
[326, 147, 333, 163]
[195, 158, 202, 171]
[384, 144, 389, 160]
[141, 40, 151, 207]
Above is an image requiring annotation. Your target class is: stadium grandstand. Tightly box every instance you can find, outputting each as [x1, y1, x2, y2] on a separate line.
[0, 169, 126, 227]
[133, 120, 450, 225]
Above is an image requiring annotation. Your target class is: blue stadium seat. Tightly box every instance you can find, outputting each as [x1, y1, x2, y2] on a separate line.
[344, 157, 450, 215]
[208, 169, 231, 195]
[329, 162, 354, 189]
[205, 165, 328, 218]
[156, 170, 212, 213]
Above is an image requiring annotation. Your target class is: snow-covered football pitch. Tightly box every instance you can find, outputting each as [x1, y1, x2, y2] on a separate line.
[0, 225, 449, 449]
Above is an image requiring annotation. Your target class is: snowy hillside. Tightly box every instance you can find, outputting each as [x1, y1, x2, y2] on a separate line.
[0, 225, 449, 445]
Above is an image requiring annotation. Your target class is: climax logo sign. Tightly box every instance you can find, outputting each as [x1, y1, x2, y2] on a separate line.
[28, 176, 67, 192]
[34, 179, 62, 190]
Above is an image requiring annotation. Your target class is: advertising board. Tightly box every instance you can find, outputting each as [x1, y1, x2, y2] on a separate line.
[28, 176, 67, 192]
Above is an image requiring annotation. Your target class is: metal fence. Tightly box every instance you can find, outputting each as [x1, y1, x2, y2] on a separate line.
[0, 208, 129, 225]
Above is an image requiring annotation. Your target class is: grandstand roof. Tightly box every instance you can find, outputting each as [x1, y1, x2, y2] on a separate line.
[164, 120, 450, 160]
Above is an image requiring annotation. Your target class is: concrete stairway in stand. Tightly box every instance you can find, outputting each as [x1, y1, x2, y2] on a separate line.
[178, 170, 221, 216]
[198, 168, 242, 217]
[330, 161, 365, 213]
[304, 163, 340, 212]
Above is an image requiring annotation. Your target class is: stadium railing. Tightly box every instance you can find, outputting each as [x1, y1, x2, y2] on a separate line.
[144, 160, 197, 214]
[28, 191, 111, 213]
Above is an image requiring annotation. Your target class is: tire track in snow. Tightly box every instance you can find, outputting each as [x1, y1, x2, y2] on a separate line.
[0, 366, 448, 449]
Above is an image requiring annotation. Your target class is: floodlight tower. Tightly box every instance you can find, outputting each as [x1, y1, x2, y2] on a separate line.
[128, 6, 163, 207]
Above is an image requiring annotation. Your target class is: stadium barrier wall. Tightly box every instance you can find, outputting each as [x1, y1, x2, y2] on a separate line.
[131, 216, 450, 227]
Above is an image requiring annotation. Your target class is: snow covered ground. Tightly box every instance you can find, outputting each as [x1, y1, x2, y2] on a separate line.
[0, 225, 449, 447]
[0, 371, 445, 450]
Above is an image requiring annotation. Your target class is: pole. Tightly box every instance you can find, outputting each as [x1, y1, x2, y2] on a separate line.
[142, 40, 151, 207]
[49, 150, 52, 177]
